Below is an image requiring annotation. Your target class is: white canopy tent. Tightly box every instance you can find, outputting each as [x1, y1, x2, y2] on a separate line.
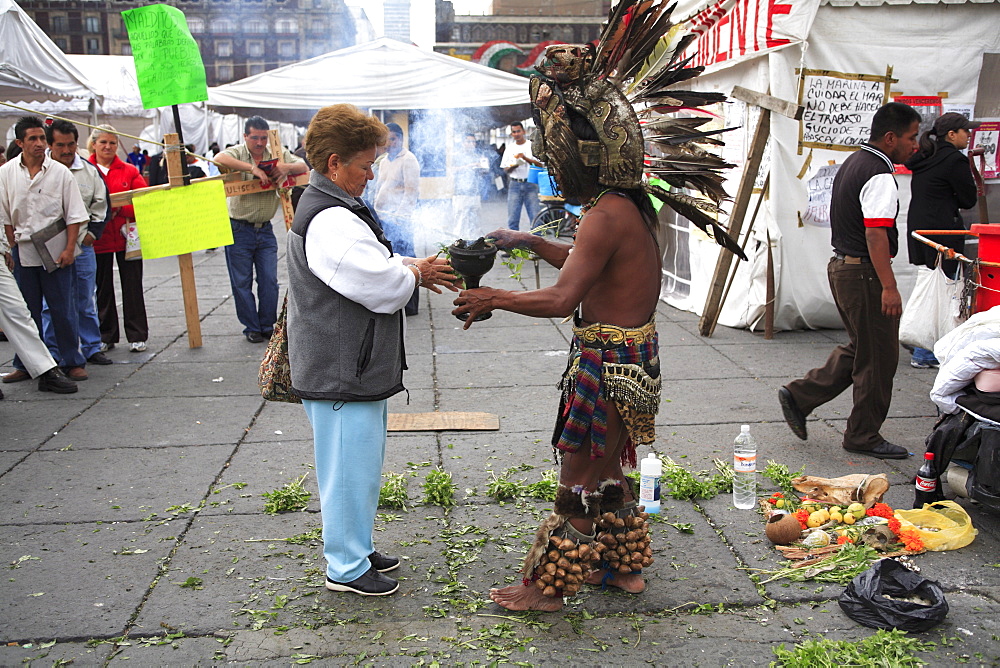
[660, 0, 1000, 331]
[207, 37, 531, 122]
[0, 0, 99, 105]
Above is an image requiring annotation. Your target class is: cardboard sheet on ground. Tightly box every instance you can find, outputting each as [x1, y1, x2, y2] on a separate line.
[133, 180, 232, 259]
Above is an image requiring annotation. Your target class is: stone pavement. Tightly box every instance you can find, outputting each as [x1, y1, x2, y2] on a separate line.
[2, 217, 999, 666]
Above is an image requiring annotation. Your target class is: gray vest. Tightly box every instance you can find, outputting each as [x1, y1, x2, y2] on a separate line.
[286, 171, 406, 402]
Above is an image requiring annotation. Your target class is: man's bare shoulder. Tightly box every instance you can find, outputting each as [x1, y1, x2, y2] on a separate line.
[578, 193, 646, 239]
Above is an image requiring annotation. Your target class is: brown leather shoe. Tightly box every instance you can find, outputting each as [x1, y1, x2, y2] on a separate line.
[63, 366, 89, 381]
[2, 369, 30, 383]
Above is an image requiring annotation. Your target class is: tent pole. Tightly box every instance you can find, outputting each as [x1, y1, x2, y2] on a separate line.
[89, 98, 98, 126]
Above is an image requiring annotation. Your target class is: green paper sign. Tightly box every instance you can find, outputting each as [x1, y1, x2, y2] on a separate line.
[122, 4, 208, 109]
[133, 181, 233, 259]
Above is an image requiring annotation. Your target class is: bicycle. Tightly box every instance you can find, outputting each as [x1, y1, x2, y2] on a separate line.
[532, 196, 580, 238]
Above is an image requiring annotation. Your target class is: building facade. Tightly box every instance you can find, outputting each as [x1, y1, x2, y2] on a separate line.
[434, 0, 607, 73]
[382, 0, 411, 43]
[19, 0, 357, 86]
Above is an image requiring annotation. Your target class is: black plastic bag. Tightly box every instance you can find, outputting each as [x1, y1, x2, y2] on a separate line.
[838, 559, 948, 632]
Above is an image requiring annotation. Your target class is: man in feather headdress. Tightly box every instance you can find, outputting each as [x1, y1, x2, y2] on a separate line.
[453, 0, 744, 611]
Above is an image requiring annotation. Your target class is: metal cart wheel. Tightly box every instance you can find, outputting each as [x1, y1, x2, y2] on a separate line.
[531, 205, 577, 238]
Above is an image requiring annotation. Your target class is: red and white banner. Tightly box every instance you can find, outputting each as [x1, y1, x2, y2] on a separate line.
[683, 0, 821, 73]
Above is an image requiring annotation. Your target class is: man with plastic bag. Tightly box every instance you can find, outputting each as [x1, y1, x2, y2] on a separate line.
[779, 102, 921, 460]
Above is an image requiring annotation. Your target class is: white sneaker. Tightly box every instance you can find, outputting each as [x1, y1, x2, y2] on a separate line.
[99, 342, 115, 352]
[129, 341, 147, 352]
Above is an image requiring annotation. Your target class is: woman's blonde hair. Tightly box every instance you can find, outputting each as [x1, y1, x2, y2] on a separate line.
[306, 104, 388, 175]
[87, 124, 118, 154]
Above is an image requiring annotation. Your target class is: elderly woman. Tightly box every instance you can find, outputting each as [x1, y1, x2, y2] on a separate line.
[88, 125, 148, 353]
[287, 104, 458, 596]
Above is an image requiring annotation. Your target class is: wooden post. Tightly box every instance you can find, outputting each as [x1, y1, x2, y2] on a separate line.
[698, 108, 771, 337]
[163, 133, 202, 349]
[267, 130, 295, 230]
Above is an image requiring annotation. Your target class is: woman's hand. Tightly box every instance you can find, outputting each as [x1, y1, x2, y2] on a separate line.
[485, 228, 535, 250]
[414, 254, 461, 294]
[452, 287, 503, 329]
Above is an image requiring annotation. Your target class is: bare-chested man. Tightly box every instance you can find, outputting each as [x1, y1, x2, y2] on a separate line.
[454, 188, 661, 612]
[449, 2, 745, 611]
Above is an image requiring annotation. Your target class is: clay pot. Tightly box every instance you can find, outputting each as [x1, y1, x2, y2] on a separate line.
[765, 512, 802, 545]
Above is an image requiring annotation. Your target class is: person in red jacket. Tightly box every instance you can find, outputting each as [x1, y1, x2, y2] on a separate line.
[87, 125, 149, 352]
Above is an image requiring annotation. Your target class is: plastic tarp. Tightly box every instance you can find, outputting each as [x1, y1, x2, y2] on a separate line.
[662, 0, 1000, 331]
[208, 37, 530, 111]
[0, 0, 99, 103]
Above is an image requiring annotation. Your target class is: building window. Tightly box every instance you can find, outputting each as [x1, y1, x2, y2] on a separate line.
[249, 62, 265, 76]
[55, 37, 68, 51]
[121, 44, 132, 56]
[187, 17, 205, 33]
[85, 16, 100, 33]
[247, 41, 264, 57]
[246, 19, 267, 33]
[310, 18, 325, 32]
[86, 38, 101, 54]
[275, 18, 298, 34]
[52, 15, 68, 32]
[278, 41, 296, 58]
[216, 41, 232, 57]
[217, 63, 233, 81]
[210, 18, 235, 33]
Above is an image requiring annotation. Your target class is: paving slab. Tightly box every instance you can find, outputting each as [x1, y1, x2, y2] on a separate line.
[1, 444, 234, 524]
[433, 318, 569, 354]
[41, 395, 262, 450]
[0, 397, 95, 450]
[0, 519, 179, 641]
[108, 360, 260, 398]
[434, 349, 569, 389]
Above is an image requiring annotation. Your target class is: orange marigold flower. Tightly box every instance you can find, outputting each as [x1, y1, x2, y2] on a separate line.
[837, 535, 854, 545]
[795, 508, 810, 530]
[887, 518, 901, 534]
[897, 528, 925, 552]
[771, 492, 784, 498]
[866, 502, 894, 519]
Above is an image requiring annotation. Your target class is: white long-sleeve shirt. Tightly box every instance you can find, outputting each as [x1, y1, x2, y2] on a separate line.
[304, 206, 416, 314]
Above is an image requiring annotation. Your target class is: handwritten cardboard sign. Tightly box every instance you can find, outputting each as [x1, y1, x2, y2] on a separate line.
[802, 163, 841, 227]
[122, 4, 207, 109]
[798, 69, 894, 153]
[133, 181, 233, 259]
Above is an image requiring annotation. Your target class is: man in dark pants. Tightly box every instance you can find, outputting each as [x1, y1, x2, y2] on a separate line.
[0, 116, 90, 382]
[215, 117, 306, 343]
[778, 102, 921, 459]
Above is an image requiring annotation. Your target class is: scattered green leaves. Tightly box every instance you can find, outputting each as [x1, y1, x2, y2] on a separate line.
[754, 544, 880, 585]
[422, 468, 457, 508]
[262, 473, 311, 514]
[177, 576, 204, 589]
[660, 457, 734, 501]
[761, 460, 806, 499]
[771, 628, 934, 667]
[9, 555, 40, 569]
[379, 471, 410, 510]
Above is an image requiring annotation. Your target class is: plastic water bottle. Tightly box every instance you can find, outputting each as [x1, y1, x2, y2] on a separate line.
[732, 425, 757, 509]
[639, 453, 661, 514]
[913, 452, 937, 509]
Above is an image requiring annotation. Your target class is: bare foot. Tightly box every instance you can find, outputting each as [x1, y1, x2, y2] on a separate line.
[585, 569, 646, 594]
[489, 584, 563, 611]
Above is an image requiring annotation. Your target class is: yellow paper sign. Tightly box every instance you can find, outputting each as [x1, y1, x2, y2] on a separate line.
[132, 180, 233, 259]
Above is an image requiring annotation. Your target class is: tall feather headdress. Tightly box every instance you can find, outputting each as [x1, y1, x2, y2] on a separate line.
[529, 0, 745, 259]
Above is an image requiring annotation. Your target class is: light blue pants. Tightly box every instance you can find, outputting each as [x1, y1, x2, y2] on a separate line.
[303, 398, 388, 583]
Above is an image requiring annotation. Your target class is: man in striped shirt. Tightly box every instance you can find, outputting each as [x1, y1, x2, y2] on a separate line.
[779, 102, 921, 459]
